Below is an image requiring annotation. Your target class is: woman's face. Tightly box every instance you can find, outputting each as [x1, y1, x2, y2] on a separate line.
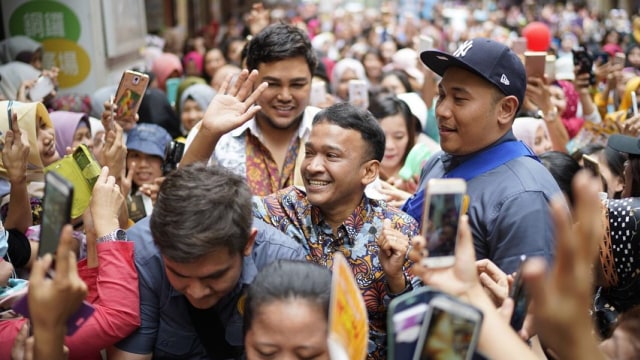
[363, 53, 383, 81]
[628, 47, 640, 68]
[37, 116, 60, 166]
[549, 85, 567, 114]
[181, 99, 204, 132]
[71, 124, 93, 151]
[245, 299, 329, 360]
[204, 49, 226, 77]
[597, 152, 624, 198]
[532, 125, 552, 155]
[381, 74, 407, 95]
[337, 68, 359, 100]
[126, 150, 163, 187]
[379, 113, 410, 174]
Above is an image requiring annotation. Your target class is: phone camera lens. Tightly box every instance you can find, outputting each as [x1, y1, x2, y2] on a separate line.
[133, 76, 140, 85]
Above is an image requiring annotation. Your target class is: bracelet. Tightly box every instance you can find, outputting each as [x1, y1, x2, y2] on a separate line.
[385, 273, 413, 298]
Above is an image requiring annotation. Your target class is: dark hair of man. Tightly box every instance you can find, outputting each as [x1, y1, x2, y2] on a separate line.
[245, 23, 318, 74]
[243, 260, 332, 335]
[368, 94, 416, 166]
[313, 102, 386, 162]
[150, 162, 252, 263]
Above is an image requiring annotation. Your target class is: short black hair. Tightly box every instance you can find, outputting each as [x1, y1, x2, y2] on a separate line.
[312, 102, 386, 162]
[245, 23, 317, 74]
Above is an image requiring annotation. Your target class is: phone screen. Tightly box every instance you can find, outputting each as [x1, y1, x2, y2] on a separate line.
[424, 193, 463, 257]
[509, 256, 529, 331]
[39, 172, 73, 257]
[417, 306, 478, 360]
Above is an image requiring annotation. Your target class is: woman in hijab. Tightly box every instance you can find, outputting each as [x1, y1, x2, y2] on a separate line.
[0, 62, 41, 101]
[50, 111, 93, 156]
[178, 83, 216, 136]
[151, 53, 183, 92]
[512, 117, 553, 155]
[0, 36, 43, 70]
[330, 58, 367, 101]
[550, 80, 584, 139]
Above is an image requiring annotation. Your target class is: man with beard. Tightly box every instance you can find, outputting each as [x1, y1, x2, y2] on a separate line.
[183, 23, 320, 196]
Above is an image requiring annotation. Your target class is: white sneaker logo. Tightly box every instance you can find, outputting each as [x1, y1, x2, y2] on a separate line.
[500, 74, 510, 85]
[453, 40, 473, 57]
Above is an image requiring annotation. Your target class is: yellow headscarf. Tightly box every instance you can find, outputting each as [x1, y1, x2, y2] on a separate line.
[0, 101, 53, 183]
[618, 77, 640, 113]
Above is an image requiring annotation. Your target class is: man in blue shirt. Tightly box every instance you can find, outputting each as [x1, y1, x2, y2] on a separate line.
[110, 163, 306, 360]
[403, 38, 562, 274]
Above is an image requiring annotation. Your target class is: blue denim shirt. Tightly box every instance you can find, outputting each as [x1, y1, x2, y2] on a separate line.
[115, 216, 306, 359]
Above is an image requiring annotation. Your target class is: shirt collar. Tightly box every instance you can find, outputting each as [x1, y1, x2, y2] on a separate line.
[442, 130, 516, 171]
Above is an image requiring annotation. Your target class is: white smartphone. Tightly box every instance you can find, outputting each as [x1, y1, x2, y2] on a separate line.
[310, 80, 328, 107]
[419, 35, 434, 53]
[28, 76, 55, 102]
[420, 178, 466, 268]
[632, 91, 638, 117]
[348, 79, 369, 109]
[545, 54, 556, 80]
[413, 295, 483, 360]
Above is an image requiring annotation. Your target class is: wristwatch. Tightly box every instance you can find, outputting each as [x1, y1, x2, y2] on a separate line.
[97, 229, 128, 243]
[537, 107, 558, 123]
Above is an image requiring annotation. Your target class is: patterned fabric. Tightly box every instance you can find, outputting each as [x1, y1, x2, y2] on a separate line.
[189, 107, 320, 195]
[252, 186, 421, 360]
[244, 132, 301, 196]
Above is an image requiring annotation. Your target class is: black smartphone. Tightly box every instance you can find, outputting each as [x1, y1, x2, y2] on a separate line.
[38, 172, 74, 258]
[163, 140, 185, 175]
[572, 48, 595, 85]
[509, 256, 530, 332]
[387, 287, 439, 360]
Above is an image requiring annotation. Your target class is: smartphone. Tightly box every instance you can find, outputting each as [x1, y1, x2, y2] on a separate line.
[38, 172, 74, 258]
[413, 295, 483, 360]
[6, 100, 13, 131]
[544, 54, 556, 80]
[614, 52, 626, 67]
[165, 77, 181, 108]
[524, 51, 547, 79]
[12, 294, 95, 336]
[348, 79, 369, 109]
[28, 76, 55, 102]
[512, 37, 528, 56]
[572, 48, 595, 85]
[163, 140, 185, 175]
[594, 52, 610, 65]
[632, 91, 638, 117]
[582, 154, 601, 178]
[310, 81, 328, 107]
[387, 287, 439, 360]
[509, 255, 529, 332]
[114, 70, 150, 119]
[419, 35, 434, 53]
[420, 178, 466, 268]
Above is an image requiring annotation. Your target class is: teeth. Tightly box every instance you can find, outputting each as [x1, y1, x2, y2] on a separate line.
[308, 180, 329, 186]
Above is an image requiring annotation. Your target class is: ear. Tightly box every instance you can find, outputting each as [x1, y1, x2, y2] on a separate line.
[612, 175, 625, 194]
[243, 228, 258, 257]
[361, 160, 380, 186]
[498, 95, 519, 126]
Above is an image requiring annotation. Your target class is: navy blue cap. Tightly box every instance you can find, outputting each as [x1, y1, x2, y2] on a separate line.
[420, 38, 526, 107]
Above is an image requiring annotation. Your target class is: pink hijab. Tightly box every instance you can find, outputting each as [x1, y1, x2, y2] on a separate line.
[49, 111, 90, 156]
[555, 80, 584, 139]
[152, 53, 183, 91]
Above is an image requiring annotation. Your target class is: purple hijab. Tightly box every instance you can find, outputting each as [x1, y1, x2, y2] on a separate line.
[49, 111, 91, 156]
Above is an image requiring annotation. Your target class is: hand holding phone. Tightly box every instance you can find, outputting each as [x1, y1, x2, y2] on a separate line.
[420, 178, 467, 268]
[509, 255, 530, 331]
[39, 172, 74, 258]
[28, 76, 55, 102]
[348, 80, 369, 109]
[114, 70, 150, 120]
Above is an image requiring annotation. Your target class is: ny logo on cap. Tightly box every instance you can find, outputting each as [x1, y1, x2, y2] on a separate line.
[453, 40, 473, 57]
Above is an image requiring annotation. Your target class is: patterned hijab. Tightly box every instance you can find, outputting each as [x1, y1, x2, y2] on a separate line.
[555, 80, 584, 138]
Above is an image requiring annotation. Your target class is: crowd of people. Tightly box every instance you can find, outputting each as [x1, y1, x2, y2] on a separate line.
[0, 0, 639, 359]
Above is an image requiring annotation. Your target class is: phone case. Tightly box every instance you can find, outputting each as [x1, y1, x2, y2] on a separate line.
[413, 294, 483, 360]
[524, 51, 546, 79]
[114, 70, 150, 118]
[38, 172, 74, 257]
[44, 144, 100, 219]
[310, 81, 328, 107]
[387, 287, 439, 360]
[12, 294, 96, 336]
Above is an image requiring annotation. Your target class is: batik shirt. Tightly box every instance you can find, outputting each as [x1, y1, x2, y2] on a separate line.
[252, 186, 421, 360]
[185, 107, 320, 196]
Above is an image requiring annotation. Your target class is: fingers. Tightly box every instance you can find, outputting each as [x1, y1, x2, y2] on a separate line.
[97, 166, 110, 185]
[30, 253, 53, 284]
[10, 113, 21, 138]
[407, 235, 427, 262]
[54, 225, 75, 279]
[498, 297, 515, 322]
[521, 257, 548, 312]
